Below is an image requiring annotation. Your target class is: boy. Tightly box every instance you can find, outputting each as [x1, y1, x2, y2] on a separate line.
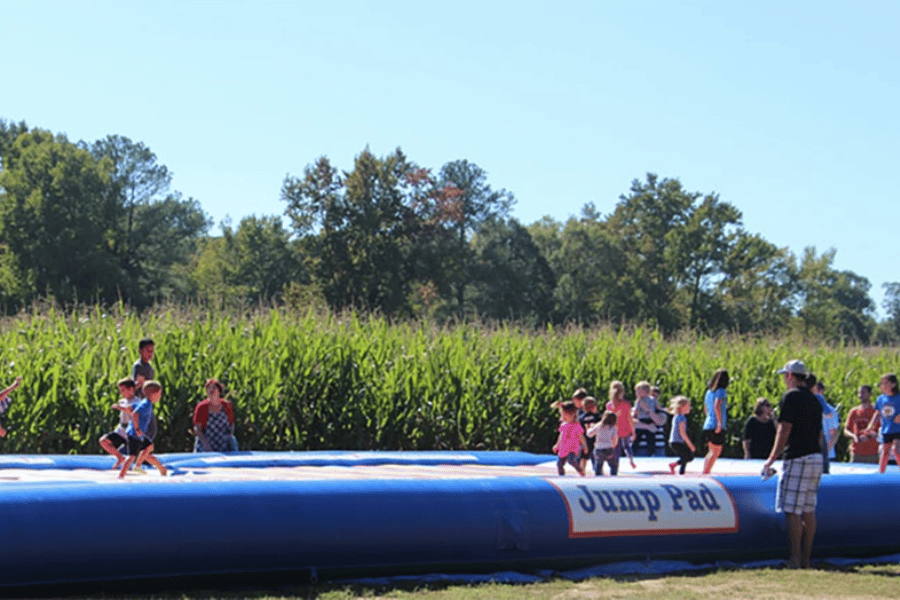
[132, 338, 155, 398]
[99, 378, 138, 469]
[118, 380, 167, 478]
[0, 376, 23, 437]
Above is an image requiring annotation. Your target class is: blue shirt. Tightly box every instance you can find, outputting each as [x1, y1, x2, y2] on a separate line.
[126, 399, 154, 440]
[670, 414, 688, 445]
[703, 388, 727, 430]
[875, 394, 900, 436]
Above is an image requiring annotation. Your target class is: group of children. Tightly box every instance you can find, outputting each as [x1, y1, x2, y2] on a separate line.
[553, 381, 696, 477]
[97, 337, 168, 478]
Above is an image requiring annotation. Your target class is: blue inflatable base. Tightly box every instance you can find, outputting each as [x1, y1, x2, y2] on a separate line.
[0, 451, 896, 588]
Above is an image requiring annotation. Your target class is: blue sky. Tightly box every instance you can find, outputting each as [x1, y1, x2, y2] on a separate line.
[4, 0, 898, 316]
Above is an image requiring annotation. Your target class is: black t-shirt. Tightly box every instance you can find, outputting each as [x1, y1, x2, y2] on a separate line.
[742, 416, 776, 459]
[579, 411, 601, 452]
[779, 386, 823, 460]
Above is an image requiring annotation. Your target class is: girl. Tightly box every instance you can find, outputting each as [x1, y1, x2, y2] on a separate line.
[702, 368, 729, 474]
[552, 401, 587, 476]
[867, 373, 900, 473]
[606, 381, 636, 469]
[668, 396, 696, 475]
[587, 411, 619, 476]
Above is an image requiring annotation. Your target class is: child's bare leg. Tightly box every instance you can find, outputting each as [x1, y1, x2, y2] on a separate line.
[892, 440, 900, 471]
[100, 438, 126, 468]
[118, 455, 136, 479]
[879, 444, 890, 473]
[142, 448, 167, 476]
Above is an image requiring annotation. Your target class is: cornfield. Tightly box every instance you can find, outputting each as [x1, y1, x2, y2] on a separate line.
[0, 304, 897, 459]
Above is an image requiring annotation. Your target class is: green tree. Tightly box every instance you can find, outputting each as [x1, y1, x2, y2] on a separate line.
[281, 148, 418, 315]
[883, 282, 900, 339]
[436, 160, 515, 316]
[794, 247, 875, 343]
[469, 218, 555, 323]
[0, 119, 29, 166]
[605, 174, 698, 331]
[529, 206, 625, 325]
[717, 234, 795, 333]
[224, 215, 300, 303]
[0, 129, 119, 305]
[86, 135, 210, 305]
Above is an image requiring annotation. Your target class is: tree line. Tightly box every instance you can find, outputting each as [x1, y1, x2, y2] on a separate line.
[1, 118, 899, 344]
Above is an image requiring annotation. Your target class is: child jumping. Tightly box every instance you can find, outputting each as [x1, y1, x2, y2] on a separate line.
[587, 410, 620, 476]
[118, 380, 167, 478]
[668, 395, 696, 475]
[553, 401, 587, 477]
[99, 378, 138, 469]
[0, 376, 23, 437]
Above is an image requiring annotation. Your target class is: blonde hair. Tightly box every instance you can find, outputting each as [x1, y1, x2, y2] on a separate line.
[635, 380, 651, 394]
[609, 380, 624, 403]
[668, 395, 690, 414]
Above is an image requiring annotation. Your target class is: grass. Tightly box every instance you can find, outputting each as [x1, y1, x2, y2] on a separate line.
[50, 563, 900, 600]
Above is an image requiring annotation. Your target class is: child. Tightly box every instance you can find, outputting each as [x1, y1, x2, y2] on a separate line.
[131, 337, 155, 397]
[606, 381, 636, 469]
[118, 380, 167, 478]
[0, 376, 23, 437]
[552, 401, 587, 477]
[866, 373, 900, 473]
[587, 411, 620, 476]
[99, 378, 138, 469]
[633, 380, 665, 457]
[578, 397, 601, 472]
[668, 396, 696, 475]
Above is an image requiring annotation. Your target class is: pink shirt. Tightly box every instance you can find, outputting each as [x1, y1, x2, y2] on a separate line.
[556, 421, 584, 456]
[606, 399, 635, 438]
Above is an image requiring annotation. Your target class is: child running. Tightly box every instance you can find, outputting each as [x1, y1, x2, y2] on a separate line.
[553, 401, 587, 477]
[587, 410, 619, 476]
[99, 378, 139, 469]
[118, 380, 167, 478]
[0, 376, 23, 437]
[606, 381, 636, 469]
[668, 396, 696, 475]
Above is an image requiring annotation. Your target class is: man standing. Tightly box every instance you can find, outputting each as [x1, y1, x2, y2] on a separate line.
[763, 359, 824, 569]
[844, 385, 879, 464]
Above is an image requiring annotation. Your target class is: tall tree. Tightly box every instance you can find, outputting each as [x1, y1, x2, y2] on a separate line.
[0, 129, 118, 304]
[435, 160, 515, 315]
[529, 206, 625, 325]
[281, 148, 417, 315]
[794, 247, 875, 343]
[224, 215, 300, 303]
[86, 135, 210, 305]
[469, 218, 555, 323]
[605, 174, 697, 331]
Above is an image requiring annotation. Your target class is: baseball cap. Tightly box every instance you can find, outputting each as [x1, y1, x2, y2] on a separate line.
[776, 359, 808, 376]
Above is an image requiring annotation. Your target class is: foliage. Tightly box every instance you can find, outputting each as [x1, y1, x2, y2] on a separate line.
[0, 306, 896, 459]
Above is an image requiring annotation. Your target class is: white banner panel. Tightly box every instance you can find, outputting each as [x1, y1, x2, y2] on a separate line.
[548, 476, 739, 538]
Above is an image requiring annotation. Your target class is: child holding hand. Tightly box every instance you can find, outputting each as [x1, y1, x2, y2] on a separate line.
[587, 411, 620, 476]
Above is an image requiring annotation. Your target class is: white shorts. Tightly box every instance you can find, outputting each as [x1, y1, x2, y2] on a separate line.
[776, 453, 824, 514]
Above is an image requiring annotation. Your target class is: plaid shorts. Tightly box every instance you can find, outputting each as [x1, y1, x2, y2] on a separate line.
[776, 453, 824, 514]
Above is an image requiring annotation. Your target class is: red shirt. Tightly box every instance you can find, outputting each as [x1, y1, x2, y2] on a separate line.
[192, 399, 235, 429]
[845, 404, 878, 456]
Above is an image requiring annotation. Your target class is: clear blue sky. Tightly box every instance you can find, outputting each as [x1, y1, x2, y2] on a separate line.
[4, 0, 898, 316]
